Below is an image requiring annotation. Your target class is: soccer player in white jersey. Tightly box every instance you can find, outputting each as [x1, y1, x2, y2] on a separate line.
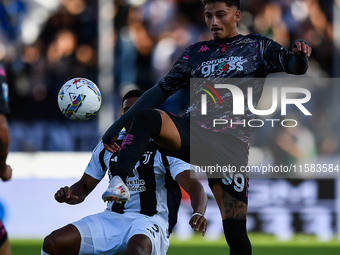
[41, 90, 207, 255]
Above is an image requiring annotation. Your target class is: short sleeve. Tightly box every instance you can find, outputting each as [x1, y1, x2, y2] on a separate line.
[167, 156, 191, 180]
[84, 142, 107, 180]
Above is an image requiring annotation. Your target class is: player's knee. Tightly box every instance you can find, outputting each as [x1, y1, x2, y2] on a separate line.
[134, 109, 161, 124]
[133, 109, 162, 136]
[126, 235, 152, 255]
[126, 245, 150, 255]
[42, 232, 59, 254]
[0, 239, 11, 255]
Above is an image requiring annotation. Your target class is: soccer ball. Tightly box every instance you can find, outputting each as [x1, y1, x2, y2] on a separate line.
[58, 78, 102, 121]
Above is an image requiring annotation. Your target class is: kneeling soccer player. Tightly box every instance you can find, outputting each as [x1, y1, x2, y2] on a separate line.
[41, 90, 207, 255]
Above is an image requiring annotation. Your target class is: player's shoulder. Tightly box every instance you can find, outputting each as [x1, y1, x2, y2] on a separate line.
[154, 150, 186, 167]
[92, 141, 105, 155]
[248, 33, 275, 43]
[164, 155, 190, 170]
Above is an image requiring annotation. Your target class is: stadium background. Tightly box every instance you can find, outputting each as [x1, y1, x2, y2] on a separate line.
[0, 0, 340, 253]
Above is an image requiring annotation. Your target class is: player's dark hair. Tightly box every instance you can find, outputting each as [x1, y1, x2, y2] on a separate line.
[121, 89, 144, 106]
[201, 0, 240, 10]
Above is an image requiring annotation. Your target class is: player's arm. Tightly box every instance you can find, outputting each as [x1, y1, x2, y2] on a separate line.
[54, 173, 100, 205]
[175, 170, 208, 236]
[263, 36, 312, 75]
[0, 113, 11, 181]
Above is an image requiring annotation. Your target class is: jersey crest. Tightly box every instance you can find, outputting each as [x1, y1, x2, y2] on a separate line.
[219, 44, 229, 55]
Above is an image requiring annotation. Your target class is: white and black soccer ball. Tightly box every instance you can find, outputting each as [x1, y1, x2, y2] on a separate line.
[58, 78, 102, 121]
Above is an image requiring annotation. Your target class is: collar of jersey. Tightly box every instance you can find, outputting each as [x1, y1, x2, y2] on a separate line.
[214, 34, 243, 44]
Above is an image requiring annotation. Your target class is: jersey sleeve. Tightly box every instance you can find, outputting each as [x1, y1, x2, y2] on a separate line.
[260, 35, 293, 74]
[84, 142, 107, 180]
[158, 45, 192, 95]
[0, 64, 10, 115]
[167, 156, 191, 180]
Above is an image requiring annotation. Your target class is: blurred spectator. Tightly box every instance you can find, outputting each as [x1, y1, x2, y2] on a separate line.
[0, 0, 337, 155]
[3, 0, 100, 151]
[269, 114, 317, 168]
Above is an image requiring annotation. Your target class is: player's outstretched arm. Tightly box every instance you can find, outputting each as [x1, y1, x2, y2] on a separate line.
[55, 173, 100, 205]
[102, 84, 170, 153]
[176, 170, 208, 236]
[0, 114, 11, 181]
[287, 39, 312, 75]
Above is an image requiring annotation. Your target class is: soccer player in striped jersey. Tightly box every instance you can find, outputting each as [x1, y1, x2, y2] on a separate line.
[0, 61, 12, 255]
[41, 90, 207, 255]
[101, 1, 312, 254]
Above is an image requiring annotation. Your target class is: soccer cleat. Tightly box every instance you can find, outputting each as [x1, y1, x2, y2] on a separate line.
[102, 176, 130, 203]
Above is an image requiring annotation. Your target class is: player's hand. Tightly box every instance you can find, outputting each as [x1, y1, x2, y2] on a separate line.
[189, 213, 207, 237]
[0, 164, 12, 182]
[55, 186, 79, 203]
[103, 137, 120, 154]
[292, 40, 312, 58]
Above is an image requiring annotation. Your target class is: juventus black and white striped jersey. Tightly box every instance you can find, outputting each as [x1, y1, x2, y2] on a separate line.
[85, 131, 190, 234]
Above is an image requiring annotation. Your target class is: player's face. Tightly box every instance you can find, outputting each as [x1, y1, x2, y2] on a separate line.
[204, 2, 240, 40]
[122, 96, 140, 131]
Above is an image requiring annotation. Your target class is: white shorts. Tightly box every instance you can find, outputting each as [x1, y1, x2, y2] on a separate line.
[72, 209, 169, 255]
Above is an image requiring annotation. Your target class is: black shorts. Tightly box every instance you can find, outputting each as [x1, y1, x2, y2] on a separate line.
[163, 113, 249, 204]
[0, 219, 8, 248]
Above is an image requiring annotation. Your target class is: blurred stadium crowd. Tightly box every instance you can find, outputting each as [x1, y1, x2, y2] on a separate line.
[0, 0, 339, 167]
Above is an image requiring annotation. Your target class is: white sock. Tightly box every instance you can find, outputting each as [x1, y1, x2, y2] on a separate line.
[41, 249, 50, 255]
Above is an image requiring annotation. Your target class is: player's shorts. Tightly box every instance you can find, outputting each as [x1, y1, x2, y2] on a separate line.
[72, 209, 169, 255]
[165, 112, 249, 204]
[0, 219, 8, 248]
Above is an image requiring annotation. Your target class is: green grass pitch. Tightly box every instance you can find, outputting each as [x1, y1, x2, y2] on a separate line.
[9, 233, 340, 255]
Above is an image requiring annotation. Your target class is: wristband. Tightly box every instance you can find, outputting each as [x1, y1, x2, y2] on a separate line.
[292, 39, 311, 49]
[191, 212, 203, 219]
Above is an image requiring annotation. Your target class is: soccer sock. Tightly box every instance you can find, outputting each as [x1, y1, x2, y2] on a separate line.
[41, 249, 50, 255]
[223, 219, 252, 255]
[114, 109, 162, 180]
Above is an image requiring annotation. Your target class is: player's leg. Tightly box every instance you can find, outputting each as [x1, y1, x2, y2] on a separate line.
[211, 183, 252, 255]
[103, 109, 185, 202]
[191, 127, 251, 254]
[0, 239, 11, 255]
[126, 214, 169, 255]
[115, 109, 182, 178]
[42, 224, 81, 255]
[126, 234, 152, 255]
